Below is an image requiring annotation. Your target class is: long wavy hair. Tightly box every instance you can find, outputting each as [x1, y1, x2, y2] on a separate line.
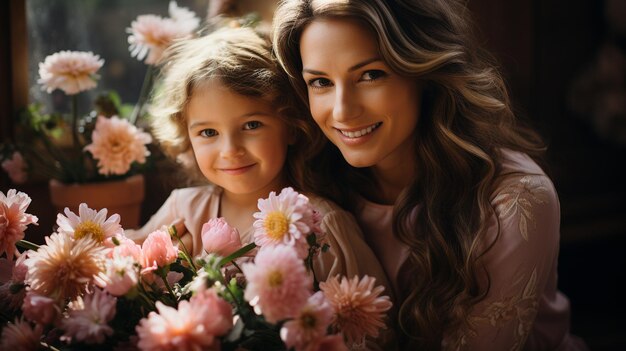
[273, 0, 545, 348]
[149, 26, 324, 188]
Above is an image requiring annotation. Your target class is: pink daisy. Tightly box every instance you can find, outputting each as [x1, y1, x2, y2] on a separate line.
[0, 318, 43, 351]
[1, 189, 38, 260]
[320, 275, 393, 347]
[253, 187, 320, 258]
[60, 288, 117, 344]
[57, 203, 123, 243]
[242, 245, 312, 323]
[84, 115, 152, 176]
[1, 151, 27, 184]
[280, 291, 334, 351]
[25, 233, 106, 302]
[37, 50, 104, 95]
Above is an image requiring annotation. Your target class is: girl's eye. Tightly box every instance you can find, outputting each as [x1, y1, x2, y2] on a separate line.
[244, 121, 262, 130]
[200, 129, 217, 137]
[307, 77, 333, 89]
[361, 70, 387, 81]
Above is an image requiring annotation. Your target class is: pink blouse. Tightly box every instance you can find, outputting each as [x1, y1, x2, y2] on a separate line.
[125, 185, 391, 291]
[355, 150, 589, 351]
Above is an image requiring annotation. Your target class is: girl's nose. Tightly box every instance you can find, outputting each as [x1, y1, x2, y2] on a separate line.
[219, 135, 245, 158]
[332, 85, 362, 122]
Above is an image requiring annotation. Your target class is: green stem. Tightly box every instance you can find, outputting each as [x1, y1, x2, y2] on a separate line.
[71, 95, 79, 151]
[217, 243, 256, 268]
[71, 95, 87, 182]
[158, 269, 176, 298]
[129, 65, 154, 125]
[16, 239, 40, 251]
[169, 225, 196, 271]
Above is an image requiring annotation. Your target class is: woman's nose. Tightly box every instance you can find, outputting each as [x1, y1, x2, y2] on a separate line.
[332, 85, 362, 122]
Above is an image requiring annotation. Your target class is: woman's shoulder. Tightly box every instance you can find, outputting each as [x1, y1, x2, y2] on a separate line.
[493, 149, 557, 202]
[489, 150, 560, 245]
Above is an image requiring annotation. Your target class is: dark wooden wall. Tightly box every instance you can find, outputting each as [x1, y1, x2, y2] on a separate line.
[469, 1, 625, 348]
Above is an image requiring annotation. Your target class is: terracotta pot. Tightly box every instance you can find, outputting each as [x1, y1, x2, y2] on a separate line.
[49, 174, 145, 229]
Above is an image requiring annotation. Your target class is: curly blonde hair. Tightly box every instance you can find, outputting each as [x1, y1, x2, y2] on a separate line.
[273, 0, 545, 349]
[149, 26, 323, 187]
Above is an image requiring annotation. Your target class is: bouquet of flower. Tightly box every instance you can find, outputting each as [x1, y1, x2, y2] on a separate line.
[0, 1, 200, 185]
[0, 187, 392, 350]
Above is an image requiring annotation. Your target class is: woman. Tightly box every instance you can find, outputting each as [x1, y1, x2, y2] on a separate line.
[272, 0, 589, 350]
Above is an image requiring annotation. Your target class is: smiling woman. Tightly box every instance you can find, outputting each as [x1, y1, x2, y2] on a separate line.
[300, 17, 421, 182]
[273, 0, 590, 350]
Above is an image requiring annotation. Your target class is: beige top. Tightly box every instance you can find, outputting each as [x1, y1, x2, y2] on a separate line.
[125, 185, 391, 288]
[355, 150, 589, 351]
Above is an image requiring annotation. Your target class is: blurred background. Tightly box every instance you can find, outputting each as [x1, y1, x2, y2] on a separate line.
[1, 0, 624, 349]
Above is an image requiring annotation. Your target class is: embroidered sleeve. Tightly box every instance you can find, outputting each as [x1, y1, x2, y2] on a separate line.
[445, 175, 561, 351]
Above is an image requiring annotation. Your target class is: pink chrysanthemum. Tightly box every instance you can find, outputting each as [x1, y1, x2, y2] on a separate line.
[57, 203, 123, 243]
[167, 0, 200, 32]
[94, 253, 139, 296]
[0, 318, 43, 351]
[242, 245, 312, 323]
[25, 233, 106, 302]
[60, 288, 117, 344]
[0, 254, 29, 314]
[253, 187, 320, 258]
[281, 291, 334, 351]
[37, 50, 104, 95]
[1, 189, 38, 260]
[136, 289, 232, 351]
[22, 292, 61, 326]
[127, 2, 199, 65]
[319, 275, 392, 347]
[1, 151, 27, 184]
[84, 115, 152, 176]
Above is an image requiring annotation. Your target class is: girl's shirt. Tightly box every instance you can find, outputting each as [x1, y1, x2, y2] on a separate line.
[125, 184, 392, 288]
[355, 150, 589, 351]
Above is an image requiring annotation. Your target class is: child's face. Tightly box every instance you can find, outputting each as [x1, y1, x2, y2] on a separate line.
[299, 17, 421, 170]
[187, 81, 290, 200]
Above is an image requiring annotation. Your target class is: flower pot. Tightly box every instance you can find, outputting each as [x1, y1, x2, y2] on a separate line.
[49, 174, 145, 229]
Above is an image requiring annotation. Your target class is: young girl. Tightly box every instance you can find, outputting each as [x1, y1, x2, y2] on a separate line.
[272, 0, 588, 350]
[125, 27, 390, 294]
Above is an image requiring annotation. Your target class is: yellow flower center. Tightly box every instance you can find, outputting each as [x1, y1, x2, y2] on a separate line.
[74, 220, 105, 242]
[263, 211, 289, 241]
[267, 270, 283, 287]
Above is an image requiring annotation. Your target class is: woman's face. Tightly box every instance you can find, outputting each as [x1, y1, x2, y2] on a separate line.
[300, 18, 421, 170]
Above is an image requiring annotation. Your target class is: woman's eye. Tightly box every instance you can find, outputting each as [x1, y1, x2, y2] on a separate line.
[244, 121, 262, 130]
[307, 77, 333, 89]
[200, 129, 217, 137]
[361, 70, 387, 81]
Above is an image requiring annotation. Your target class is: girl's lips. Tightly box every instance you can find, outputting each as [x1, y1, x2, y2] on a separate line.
[219, 164, 256, 175]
